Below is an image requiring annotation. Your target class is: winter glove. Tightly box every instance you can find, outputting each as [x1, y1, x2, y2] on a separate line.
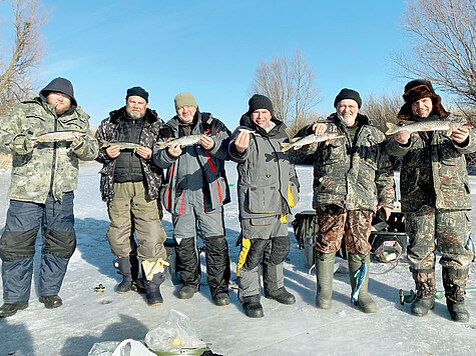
[12, 134, 33, 155]
[71, 135, 86, 155]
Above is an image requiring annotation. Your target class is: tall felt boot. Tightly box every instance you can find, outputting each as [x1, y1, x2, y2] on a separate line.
[144, 271, 165, 306]
[315, 252, 335, 309]
[443, 267, 470, 322]
[348, 253, 377, 313]
[113, 258, 133, 294]
[410, 268, 436, 317]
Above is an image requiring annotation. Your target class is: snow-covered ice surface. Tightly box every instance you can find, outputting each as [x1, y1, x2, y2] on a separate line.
[0, 162, 475, 356]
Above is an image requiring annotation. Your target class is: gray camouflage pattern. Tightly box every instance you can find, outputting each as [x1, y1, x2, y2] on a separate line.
[0, 98, 98, 203]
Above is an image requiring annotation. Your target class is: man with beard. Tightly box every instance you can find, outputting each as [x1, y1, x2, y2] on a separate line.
[0, 77, 98, 317]
[297, 89, 394, 314]
[229, 94, 300, 318]
[153, 93, 231, 306]
[387, 80, 475, 322]
[95, 87, 168, 306]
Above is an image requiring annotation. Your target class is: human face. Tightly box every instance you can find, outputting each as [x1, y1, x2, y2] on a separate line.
[411, 97, 433, 119]
[177, 105, 197, 124]
[46, 92, 72, 116]
[126, 96, 148, 119]
[251, 109, 272, 129]
[336, 99, 359, 127]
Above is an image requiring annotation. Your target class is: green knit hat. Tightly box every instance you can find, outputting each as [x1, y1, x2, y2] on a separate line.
[174, 92, 197, 110]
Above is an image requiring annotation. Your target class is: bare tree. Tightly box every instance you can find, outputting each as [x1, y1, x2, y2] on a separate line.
[361, 93, 402, 133]
[0, 0, 46, 115]
[394, 0, 476, 106]
[250, 49, 321, 131]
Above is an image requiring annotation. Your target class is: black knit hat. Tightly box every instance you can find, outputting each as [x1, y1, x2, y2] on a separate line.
[247, 94, 274, 115]
[334, 88, 362, 108]
[126, 86, 149, 102]
[40, 77, 77, 106]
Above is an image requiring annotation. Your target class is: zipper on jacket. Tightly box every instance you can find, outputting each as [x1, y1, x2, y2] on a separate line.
[49, 114, 58, 200]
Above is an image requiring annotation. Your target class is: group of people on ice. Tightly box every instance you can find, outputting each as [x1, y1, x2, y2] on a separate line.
[0, 77, 473, 323]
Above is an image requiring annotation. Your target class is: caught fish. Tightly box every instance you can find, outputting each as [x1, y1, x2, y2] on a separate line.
[101, 141, 141, 150]
[35, 131, 85, 143]
[155, 134, 210, 150]
[239, 128, 255, 134]
[280, 133, 345, 153]
[385, 119, 472, 135]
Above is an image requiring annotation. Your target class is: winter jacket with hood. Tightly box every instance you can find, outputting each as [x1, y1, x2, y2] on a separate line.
[298, 113, 394, 212]
[228, 114, 300, 221]
[387, 112, 476, 212]
[0, 78, 99, 203]
[95, 107, 165, 202]
[153, 111, 231, 215]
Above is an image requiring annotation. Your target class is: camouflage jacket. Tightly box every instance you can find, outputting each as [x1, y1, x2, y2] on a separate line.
[299, 113, 394, 211]
[0, 97, 98, 203]
[386, 113, 476, 212]
[95, 107, 165, 203]
[228, 114, 300, 220]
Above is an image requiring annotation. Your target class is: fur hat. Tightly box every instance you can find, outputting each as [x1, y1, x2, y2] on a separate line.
[397, 79, 447, 119]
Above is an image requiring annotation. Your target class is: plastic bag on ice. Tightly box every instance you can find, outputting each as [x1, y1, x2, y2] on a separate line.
[145, 309, 207, 353]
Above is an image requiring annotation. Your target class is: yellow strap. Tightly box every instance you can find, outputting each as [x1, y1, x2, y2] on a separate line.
[288, 185, 295, 208]
[236, 237, 251, 277]
[281, 213, 288, 224]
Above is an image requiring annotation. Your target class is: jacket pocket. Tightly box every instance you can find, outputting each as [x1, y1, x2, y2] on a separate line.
[247, 186, 279, 213]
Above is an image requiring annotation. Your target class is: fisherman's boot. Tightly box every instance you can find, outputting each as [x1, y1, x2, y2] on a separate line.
[410, 268, 436, 317]
[315, 252, 335, 309]
[443, 267, 470, 322]
[242, 294, 264, 318]
[144, 271, 165, 306]
[263, 262, 295, 305]
[113, 258, 133, 293]
[129, 252, 146, 294]
[348, 253, 377, 313]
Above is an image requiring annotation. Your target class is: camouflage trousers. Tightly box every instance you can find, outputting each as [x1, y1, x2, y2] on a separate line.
[405, 206, 474, 270]
[315, 205, 373, 255]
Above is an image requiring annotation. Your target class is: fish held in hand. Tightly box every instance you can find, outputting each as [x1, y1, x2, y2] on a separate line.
[101, 141, 141, 150]
[385, 118, 472, 135]
[280, 133, 345, 153]
[155, 134, 210, 150]
[35, 131, 85, 143]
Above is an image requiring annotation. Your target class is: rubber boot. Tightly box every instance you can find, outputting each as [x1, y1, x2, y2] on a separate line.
[443, 267, 469, 322]
[315, 252, 335, 309]
[410, 268, 436, 317]
[348, 253, 377, 313]
[113, 258, 133, 294]
[144, 271, 165, 306]
[242, 294, 264, 318]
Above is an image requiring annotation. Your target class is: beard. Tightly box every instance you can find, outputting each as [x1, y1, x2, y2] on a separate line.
[337, 112, 357, 126]
[54, 102, 71, 116]
[126, 108, 145, 119]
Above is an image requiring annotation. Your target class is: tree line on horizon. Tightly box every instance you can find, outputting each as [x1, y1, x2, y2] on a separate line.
[0, 0, 474, 167]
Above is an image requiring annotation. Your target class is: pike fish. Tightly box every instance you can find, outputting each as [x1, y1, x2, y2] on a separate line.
[385, 119, 472, 135]
[280, 133, 345, 153]
[35, 131, 85, 143]
[155, 134, 210, 150]
[101, 141, 141, 150]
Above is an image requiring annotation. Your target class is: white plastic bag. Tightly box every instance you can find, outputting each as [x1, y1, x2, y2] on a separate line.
[145, 309, 207, 352]
[112, 339, 155, 356]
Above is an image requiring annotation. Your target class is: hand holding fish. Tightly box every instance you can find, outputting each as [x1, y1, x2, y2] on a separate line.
[135, 146, 152, 159]
[199, 135, 215, 150]
[234, 130, 250, 154]
[106, 145, 121, 158]
[167, 142, 182, 157]
[394, 130, 411, 145]
[312, 123, 328, 136]
[450, 126, 470, 144]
